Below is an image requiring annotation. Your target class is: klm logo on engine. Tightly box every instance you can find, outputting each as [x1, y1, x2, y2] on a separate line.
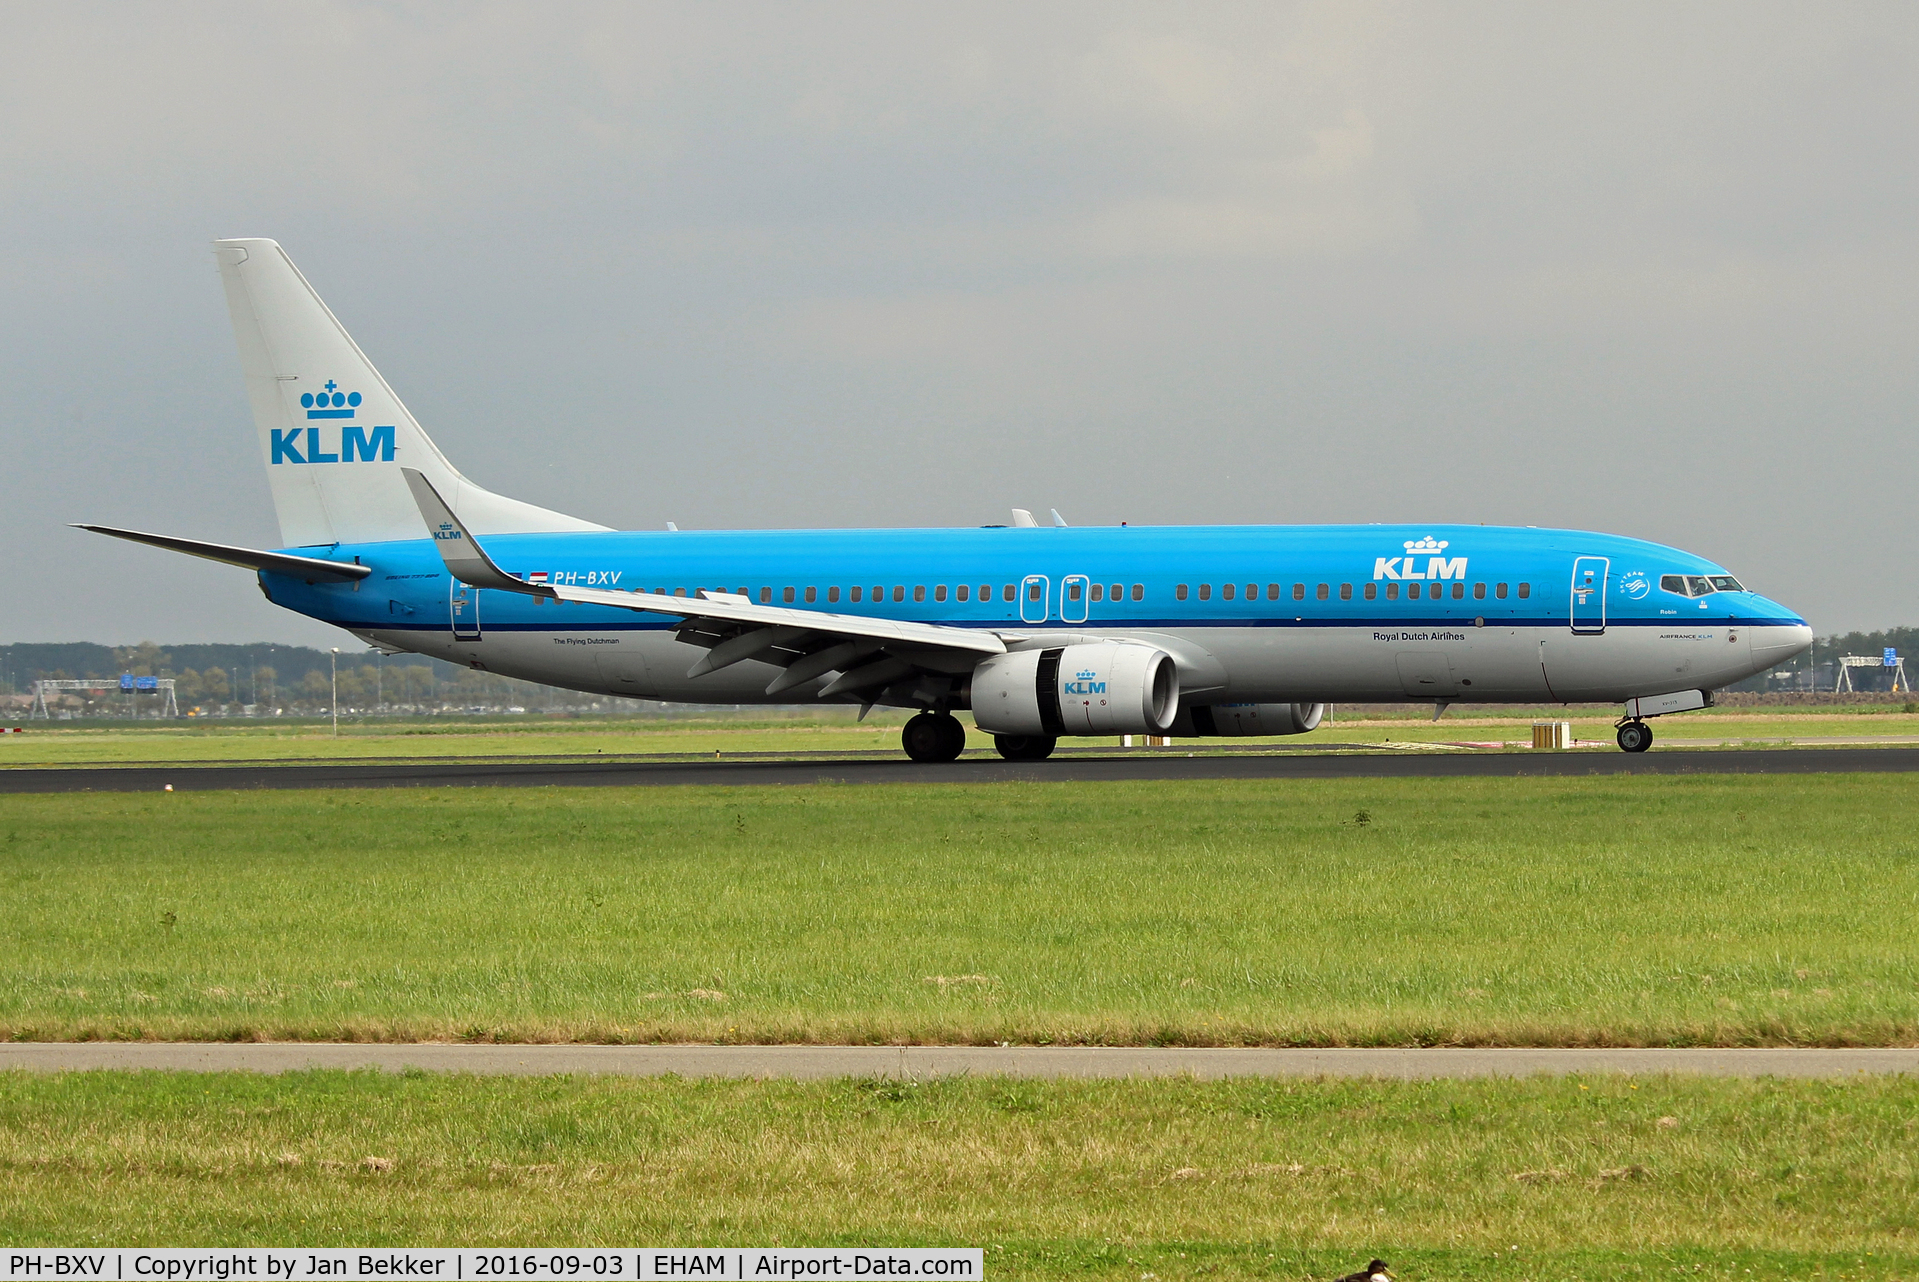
[1061, 668, 1107, 696]
[270, 381, 396, 464]
[1374, 535, 1467, 582]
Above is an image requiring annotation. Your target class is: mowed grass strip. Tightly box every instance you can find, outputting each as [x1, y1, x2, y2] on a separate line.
[1, 1070, 1916, 1277]
[3, 776, 1918, 1046]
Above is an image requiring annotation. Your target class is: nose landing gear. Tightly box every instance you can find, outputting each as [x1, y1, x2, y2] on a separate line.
[1615, 719, 1654, 753]
[902, 711, 968, 763]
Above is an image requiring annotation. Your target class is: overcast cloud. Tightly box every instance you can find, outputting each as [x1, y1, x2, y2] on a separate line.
[1, 1, 1914, 645]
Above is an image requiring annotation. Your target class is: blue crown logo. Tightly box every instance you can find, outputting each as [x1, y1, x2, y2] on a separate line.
[1075, 669, 1097, 680]
[301, 380, 362, 419]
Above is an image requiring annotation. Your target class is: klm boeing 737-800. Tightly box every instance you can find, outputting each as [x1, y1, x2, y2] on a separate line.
[78, 239, 1812, 759]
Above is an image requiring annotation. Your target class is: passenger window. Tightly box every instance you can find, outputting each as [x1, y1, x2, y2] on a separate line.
[956, 584, 969, 602]
[873, 585, 884, 601]
[1385, 582, 1399, 600]
[1176, 584, 1189, 601]
[1267, 584, 1280, 600]
[1293, 583, 1305, 601]
[934, 585, 946, 602]
[1090, 583, 1104, 602]
[1222, 583, 1235, 601]
[1452, 582, 1464, 599]
[1339, 583, 1352, 601]
[1473, 582, 1486, 599]
[673, 587, 687, 597]
[894, 586, 906, 602]
[805, 586, 817, 603]
[1198, 583, 1212, 601]
[1067, 582, 1082, 601]
[1408, 583, 1422, 600]
[1110, 583, 1122, 601]
[759, 586, 771, 603]
[1316, 583, 1329, 600]
[850, 586, 862, 602]
[1131, 584, 1144, 601]
[783, 586, 795, 603]
[1027, 582, 1043, 601]
[828, 586, 840, 603]
[1003, 584, 1015, 601]
[1518, 583, 1531, 599]
[1495, 583, 1507, 599]
[982, 584, 993, 601]
[912, 585, 924, 602]
[1364, 583, 1377, 600]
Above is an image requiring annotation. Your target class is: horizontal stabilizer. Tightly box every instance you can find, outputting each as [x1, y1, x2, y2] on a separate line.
[74, 524, 371, 582]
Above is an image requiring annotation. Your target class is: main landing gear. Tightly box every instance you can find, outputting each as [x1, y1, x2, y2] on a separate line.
[902, 711, 968, 763]
[993, 733, 1057, 762]
[1615, 720, 1654, 753]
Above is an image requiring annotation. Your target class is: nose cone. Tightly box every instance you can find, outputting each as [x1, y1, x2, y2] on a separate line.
[1749, 621, 1814, 671]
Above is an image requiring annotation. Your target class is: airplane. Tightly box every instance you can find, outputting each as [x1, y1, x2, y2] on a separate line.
[77, 239, 1813, 759]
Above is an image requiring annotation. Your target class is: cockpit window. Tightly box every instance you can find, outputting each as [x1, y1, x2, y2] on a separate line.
[1660, 573, 1746, 598]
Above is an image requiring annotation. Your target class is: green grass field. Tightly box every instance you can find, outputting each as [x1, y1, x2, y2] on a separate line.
[5, 775, 1916, 1045]
[3, 705, 1918, 765]
[2, 1070, 1915, 1277]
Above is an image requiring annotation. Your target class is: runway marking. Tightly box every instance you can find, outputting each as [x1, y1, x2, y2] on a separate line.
[3, 1043, 1916, 1078]
[2, 746, 1917, 792]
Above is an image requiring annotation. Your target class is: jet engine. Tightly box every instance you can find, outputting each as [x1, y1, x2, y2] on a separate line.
[971, 644, 1179, 737]
[1170, 702, 1326, 736]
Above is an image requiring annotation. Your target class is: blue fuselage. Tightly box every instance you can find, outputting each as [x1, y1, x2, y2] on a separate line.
[262, 522, 1809, 708]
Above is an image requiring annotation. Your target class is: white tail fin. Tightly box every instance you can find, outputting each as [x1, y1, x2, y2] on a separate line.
[213, 238, 607, 547]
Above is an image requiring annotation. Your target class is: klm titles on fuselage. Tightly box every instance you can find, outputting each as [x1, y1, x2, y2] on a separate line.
[270, 383, 395, 464]
[1373, 537, 1467, 582]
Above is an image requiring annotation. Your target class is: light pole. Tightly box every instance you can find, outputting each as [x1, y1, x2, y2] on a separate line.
[330, 648, 339, 738]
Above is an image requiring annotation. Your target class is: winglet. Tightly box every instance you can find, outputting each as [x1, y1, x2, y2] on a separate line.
[401, 467, 551, 596]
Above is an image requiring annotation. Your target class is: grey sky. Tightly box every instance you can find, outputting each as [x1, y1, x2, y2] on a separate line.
[2, 2, 1914, 646]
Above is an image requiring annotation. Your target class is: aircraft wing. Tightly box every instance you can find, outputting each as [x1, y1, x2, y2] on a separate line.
[402, 468, 1005, 702]
[74, 524, 372, 583]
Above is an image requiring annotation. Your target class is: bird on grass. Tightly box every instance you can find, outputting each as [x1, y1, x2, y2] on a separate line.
[1334, 1262, 1393, 1282]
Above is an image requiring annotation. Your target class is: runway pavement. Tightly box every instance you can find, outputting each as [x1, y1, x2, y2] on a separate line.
[3, 1043, 1916, 1078]
[2, 745, 1917, 792]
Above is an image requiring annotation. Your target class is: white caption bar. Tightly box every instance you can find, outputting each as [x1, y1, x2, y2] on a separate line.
[0, 1252, 982, 1282]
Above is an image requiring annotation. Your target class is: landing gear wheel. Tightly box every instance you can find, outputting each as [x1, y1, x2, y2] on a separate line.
[1616, 721, 1653, 753]
[993, 733, 1057, 762]
[903, 712, 966, 763]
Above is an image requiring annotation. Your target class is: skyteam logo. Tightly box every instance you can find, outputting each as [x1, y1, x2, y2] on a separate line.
[1062, 668, 1107, 696]
[1620, 573, 1650, 600]
[272, 381, 395, 465]
[1374, 535, 1468, 582]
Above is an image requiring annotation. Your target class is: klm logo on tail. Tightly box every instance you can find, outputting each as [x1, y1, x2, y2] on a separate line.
[272, 382, 395, 464]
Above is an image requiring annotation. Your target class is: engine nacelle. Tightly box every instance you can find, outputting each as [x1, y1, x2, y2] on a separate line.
[971, 644, 1179, 737]
[1170, 702, 1326, 736]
